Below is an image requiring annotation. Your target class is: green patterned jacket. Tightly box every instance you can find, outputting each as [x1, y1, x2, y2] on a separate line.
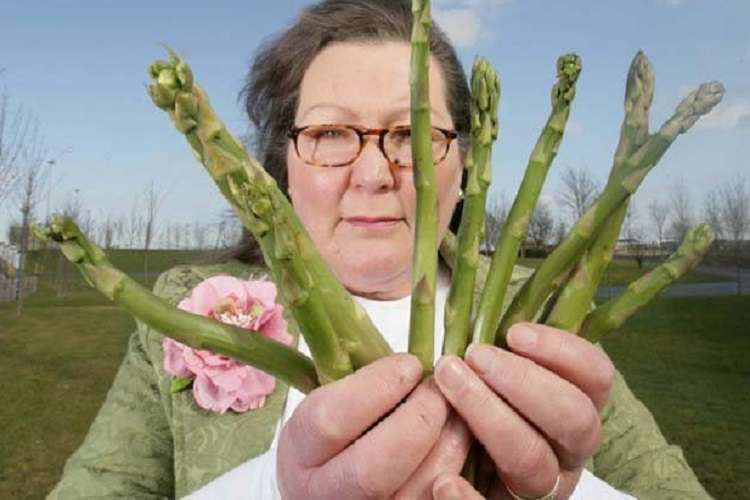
[48, 256, 711, 499]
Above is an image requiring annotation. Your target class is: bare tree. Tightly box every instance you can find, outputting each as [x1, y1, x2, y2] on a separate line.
[193, 221, 207, 249]
[647, 199, 669, 249]
[703, 189, 724, 240]
[100, 211, 119, 250]
[556, 165, 598, 222]
[0, 91, 34, 206]
[483, 195, 507, 253]
[623, 201, 646, 268]
[54, 189, 84, 296]
[141, 181, 166, 277]
[173, 221, 182, 249]
[126, 197, 144, 249]
[554, 220, 567, 246]
[10, 127, 52, 314]
[527, 201, 555, 250]
[719, 175, 749, 294]
[668, 179, 692, 243]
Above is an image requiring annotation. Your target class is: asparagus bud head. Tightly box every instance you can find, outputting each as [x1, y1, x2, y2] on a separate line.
[673, 81, 725, 133]
[624, 51, 655, 116]
[552, 54, 582, 108]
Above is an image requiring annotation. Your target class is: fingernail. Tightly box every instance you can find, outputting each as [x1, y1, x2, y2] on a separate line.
[396, 353, 423, 382]
[435, 356, 465, 392]
[465, 344, 494, 375]
[508, 323, 538, 351]
[433, 476, 462, 500]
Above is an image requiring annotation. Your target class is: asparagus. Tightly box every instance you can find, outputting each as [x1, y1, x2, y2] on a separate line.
[472, 54, 582, 345]
[443, 58, 500, 357]
[148, 51, 393, 382]
[546, 51, 654, 333]
[408, 0, 439, 373]
[32, 216, 320, 394]
[579, 224, 715, 342]
[497, 80, 725, 344]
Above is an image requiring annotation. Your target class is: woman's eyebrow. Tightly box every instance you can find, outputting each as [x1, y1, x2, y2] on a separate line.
[298, 103, 358, 122]
[385, 105, 452, 126]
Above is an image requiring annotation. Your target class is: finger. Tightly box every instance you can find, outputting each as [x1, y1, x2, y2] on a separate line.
[433, 473, 485, 500]
[397, 412, 472, 499]
[506, 322, 615, 411]
[435, 356, 559, 499]
[465, 344, 601, 470]
[312, 377, 450, 499]
[283, 353, 422, 467]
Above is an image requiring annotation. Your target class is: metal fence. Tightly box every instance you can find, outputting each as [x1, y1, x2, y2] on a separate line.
[0, 274, 38, 302]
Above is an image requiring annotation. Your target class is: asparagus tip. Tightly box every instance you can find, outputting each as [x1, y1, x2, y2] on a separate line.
[625, 51, 655, 112]
[552, 53, 582, 107]
[675, 81, 725, 132]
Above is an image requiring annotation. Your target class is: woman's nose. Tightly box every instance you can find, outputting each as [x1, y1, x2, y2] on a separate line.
[349, 138, 398, 192]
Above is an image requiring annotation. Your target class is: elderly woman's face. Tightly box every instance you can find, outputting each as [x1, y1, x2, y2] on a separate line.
[287, 42, 462, 299]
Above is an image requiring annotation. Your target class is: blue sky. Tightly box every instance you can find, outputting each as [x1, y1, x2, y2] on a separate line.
[1, 0, 747, 242]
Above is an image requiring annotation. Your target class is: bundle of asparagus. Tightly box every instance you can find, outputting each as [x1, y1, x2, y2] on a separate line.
[35, 0, 722, 459]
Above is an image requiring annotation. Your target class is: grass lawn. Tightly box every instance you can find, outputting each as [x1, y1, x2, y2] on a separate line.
[0, 290, 135, 499]
[518, 256, 733, 286]
[602, 294, 750, 500]
[1, 249, 747, 498]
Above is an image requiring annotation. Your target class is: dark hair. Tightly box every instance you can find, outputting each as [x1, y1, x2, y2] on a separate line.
[230, 0, 471, 263]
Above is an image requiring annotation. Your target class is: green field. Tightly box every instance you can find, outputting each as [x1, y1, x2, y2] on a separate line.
[1, 250, 747, 499]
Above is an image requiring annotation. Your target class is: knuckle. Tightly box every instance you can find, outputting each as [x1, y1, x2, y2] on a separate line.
[591, 353, 616, 403]
[353, 457, 390, 499]
[509, 436, 552, 481]
[560, 400, 602, 459]
[301, 393, 342, 445]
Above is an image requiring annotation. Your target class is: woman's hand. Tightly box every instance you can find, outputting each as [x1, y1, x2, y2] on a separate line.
[277, 353, 472, 499]
[433, 323, 615, 500]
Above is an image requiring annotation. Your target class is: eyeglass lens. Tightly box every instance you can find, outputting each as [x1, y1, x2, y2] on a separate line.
[296, 125, 448, 167]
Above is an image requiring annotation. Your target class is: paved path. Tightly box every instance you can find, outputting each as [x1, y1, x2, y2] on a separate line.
[597, 280, 747, 300]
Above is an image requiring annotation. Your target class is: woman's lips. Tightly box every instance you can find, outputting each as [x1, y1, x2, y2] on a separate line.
[344, 216, 404, 228]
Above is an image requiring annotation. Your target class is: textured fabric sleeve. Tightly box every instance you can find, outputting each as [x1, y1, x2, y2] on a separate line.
[594, 370, 712, 499]
[46, 271, 183, 499]
[46, 327, 174, 499]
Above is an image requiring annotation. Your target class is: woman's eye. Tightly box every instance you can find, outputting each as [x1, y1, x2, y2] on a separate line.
[313, 128, 344, 139]
[393, 128, 411, 140]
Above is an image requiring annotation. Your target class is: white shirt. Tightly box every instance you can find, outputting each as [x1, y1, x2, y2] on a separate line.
[186, 271, 635, 499]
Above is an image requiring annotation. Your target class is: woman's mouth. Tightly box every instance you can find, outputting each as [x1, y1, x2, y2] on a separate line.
[344, 216, 404, 229]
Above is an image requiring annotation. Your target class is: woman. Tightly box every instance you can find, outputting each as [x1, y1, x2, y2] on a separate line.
[49, 1, 710, 499]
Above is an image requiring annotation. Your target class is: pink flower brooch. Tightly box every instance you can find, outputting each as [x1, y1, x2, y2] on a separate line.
[162, 275, 293, 414]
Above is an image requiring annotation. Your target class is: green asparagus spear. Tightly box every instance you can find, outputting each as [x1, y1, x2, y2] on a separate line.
[148, 50, 392, 381]
[546, 51, 654, 333]
[443, 58, 500, 357]
[579, 224, 715, 342]
[408, 0, 438, 373]
[497, 81, 725, 344]
[33, 216, 320, 394]
[472, 54, 582, 345]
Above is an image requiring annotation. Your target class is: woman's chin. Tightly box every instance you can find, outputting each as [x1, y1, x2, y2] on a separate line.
[333, 250, 412, 298]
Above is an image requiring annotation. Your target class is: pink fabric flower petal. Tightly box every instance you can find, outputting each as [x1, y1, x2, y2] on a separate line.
[165, 275, 290, 414]
[231, 368, 276, 412]
[182, 348, 206, 374]
[206, 365, 245, 392]
[193, 373, 234, 414]
[178, 280, 222, 317]
[242, 280, 278, 308]
[162, 338, 193, 378]
[203, 276, 251, 304]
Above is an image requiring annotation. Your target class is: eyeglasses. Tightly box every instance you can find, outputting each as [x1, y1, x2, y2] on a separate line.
[287, 124, 458, 168]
